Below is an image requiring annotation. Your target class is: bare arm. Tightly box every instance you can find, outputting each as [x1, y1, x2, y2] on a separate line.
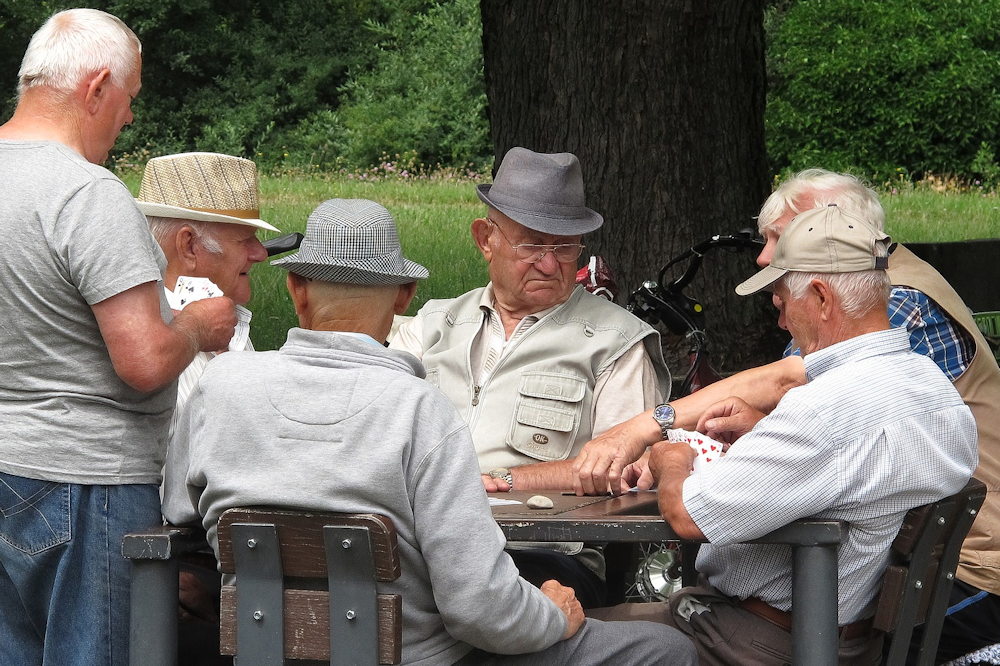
[648, 441, 704, 540]
[481, 459, 580, 492]
[572, 355, 806, 496]
[92, 281, 236, 393]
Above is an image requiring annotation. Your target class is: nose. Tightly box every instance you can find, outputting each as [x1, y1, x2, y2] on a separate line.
[248, 237, 267, 263]
[533, 249, 560, 274]
[756, 240, 775, 268]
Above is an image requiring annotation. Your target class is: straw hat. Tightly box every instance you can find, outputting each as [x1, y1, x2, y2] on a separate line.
[136, 152, 278, 231]
[736, 204, 890, 296]
[271, 199, 428, 285]
[476, 147, 603, 235]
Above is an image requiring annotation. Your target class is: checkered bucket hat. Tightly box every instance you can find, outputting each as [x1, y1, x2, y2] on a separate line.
[271, 199, 428, 285]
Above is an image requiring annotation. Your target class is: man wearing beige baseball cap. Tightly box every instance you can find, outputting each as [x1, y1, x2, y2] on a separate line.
[609, 204, 978, 664]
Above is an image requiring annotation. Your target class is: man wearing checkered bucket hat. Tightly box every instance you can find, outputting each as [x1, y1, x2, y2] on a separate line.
[162, 199, 697, 665]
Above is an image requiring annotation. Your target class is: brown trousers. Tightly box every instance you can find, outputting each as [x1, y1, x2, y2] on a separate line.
[588, 583, 883, 666]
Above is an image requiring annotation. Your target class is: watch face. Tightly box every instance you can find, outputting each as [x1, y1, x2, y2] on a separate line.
[653, 404, 675, 426]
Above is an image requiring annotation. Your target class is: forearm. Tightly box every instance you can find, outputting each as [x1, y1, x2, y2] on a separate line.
[656, 467, 704, 540]
[670, 356, 805, 428]
[510, 460, 579, 491]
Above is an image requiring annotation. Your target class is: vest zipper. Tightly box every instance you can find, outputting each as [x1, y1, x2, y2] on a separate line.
[472, 385, 481, 406]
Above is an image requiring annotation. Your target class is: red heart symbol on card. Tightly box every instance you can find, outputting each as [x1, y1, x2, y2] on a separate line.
[701, 448, 708, 454]
[705, 458, 712, 463]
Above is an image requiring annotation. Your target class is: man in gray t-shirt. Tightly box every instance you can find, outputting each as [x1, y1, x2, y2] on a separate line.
[0, 10, 236, 666]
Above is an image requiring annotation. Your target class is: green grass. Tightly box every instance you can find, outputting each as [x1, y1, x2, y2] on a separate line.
[120, 170, 999, 350]
[882, 189, 1000, 243]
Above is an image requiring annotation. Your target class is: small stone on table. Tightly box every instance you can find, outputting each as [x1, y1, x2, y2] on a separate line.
[526, 495, 554, 509]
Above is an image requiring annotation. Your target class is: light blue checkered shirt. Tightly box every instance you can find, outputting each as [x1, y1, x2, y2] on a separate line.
[687, 327, 977, 624]
[785, 287, 975, 380]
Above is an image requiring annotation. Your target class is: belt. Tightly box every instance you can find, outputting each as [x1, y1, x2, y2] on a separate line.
[738, 597, 874, 640]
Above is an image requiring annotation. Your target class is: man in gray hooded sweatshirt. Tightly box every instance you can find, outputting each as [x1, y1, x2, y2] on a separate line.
[162, 198, 695, 665]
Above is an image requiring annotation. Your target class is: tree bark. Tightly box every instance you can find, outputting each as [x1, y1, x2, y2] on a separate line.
[480, 0, 785, 373]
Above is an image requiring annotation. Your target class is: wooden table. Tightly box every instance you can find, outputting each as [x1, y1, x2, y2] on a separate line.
[491, 489, 845, 666]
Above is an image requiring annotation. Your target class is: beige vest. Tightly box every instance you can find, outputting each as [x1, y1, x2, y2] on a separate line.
[417, 286, 670, 471]
[890, 244, 1000, 594]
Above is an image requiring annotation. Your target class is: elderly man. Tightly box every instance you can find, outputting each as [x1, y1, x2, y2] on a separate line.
[390, 146, 669, 605]
[163, 198, 696, 666]
[138, 151, 279, 438]
[603, 204, 978, 664]
[578, 169, 1000, 661]
[0, 9, 235, 666]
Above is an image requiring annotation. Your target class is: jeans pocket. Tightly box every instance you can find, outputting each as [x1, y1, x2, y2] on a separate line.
[0, 473, 71, 555]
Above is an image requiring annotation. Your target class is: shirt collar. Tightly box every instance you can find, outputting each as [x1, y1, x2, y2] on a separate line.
[803, 327, 910, 381]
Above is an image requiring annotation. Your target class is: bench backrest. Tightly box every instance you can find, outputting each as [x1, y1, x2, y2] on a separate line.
[216, 507, 403, 664]
[875, 477, 987, 666]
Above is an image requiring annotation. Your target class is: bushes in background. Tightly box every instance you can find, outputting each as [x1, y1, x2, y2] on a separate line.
[766, 0, 1000, 183]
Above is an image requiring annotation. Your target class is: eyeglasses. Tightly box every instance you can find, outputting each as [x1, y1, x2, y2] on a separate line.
[487, 218, 585, 264]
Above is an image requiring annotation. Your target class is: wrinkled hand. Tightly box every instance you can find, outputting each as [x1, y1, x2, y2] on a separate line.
[178, 296, 236, 353]
[648, 440, 698, 484]
[178, 570, 218, 622]
[695, 397, 765, 445]
[572, 417, 655, 496]
[481, 473, 511, 492]
[620, 450, 654, 493]
[540, 579, 584, 640]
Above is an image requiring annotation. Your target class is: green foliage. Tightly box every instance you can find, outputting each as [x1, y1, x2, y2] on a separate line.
[331, 0, 490, 170]
[766, 0, 1000, 181]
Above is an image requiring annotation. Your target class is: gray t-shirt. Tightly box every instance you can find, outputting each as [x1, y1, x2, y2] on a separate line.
[0, 140, 174, 484]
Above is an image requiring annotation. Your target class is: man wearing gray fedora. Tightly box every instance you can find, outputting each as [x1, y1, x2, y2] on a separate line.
[163, 198, 696, 665]
[390, 146, 670, 606]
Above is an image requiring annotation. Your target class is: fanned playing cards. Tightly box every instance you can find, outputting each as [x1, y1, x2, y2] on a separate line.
[666, 428, 726, 472]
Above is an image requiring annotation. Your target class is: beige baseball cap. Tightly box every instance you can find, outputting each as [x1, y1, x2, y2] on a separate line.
[735, 204, 890, 296]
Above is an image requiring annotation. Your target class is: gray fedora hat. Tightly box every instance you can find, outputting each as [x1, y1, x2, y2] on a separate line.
[477, 147, 603, 235]
[271, 199, 428, 285]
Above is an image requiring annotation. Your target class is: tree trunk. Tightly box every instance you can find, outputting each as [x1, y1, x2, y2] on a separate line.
[480, 0, 785, 373]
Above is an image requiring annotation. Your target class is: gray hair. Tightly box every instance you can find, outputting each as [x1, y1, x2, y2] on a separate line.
[758, 169, 885, 233]
[782, 269, 891, 318]
[147, 216, 223, 254]
[18, 8, 141, 97]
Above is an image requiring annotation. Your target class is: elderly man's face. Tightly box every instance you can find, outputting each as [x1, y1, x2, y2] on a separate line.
[90, 55, 141, 164]
[479, 211, 582, 314]
[196, 223, 267, 305]
[756, 194, 816, 319]
[772, 279, 823, 355]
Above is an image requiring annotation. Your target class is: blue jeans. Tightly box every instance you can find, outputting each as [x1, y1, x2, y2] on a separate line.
[0, 472, 160, 666]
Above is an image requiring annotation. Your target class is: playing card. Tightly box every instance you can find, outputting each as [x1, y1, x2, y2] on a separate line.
[168, 275, 223, 310]
[666, 428, 726, 473]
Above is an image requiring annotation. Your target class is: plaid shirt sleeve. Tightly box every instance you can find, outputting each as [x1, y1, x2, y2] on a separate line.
[783, 287, 974, 381]
[887, 287, 974, 380]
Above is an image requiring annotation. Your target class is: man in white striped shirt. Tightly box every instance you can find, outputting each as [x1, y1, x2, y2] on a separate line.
[635, 204, 977, 664]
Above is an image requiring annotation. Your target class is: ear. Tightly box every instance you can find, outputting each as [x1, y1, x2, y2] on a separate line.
[393, 281, 418, 315]
[173, 225, 199, 271]
[471, 217, 493, 261]
[810, 278, 836, 320]
[83, 68, 113, 115]
[286, 273, 310, 323]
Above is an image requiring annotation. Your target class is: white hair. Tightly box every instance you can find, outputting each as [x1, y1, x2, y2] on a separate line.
[782, 269, 891, 318]
[147, 216, 223, 254]
[18, 8, 141, 97]
[758, 169, 885, 233]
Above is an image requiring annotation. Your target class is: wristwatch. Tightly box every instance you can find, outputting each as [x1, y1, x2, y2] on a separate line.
[488, 467, 514, 489]
[652, 403, 676, 439]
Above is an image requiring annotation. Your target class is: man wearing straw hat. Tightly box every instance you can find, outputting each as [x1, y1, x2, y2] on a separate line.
[163, 198, 696, 665]
[137, 151, 280, 441]
[0, 9, 235, 665]
[599, 204, 977, 664]
[390, 146, 670, 606]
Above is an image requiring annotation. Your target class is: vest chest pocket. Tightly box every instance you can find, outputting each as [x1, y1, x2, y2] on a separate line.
[507, 372, 587, 462]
